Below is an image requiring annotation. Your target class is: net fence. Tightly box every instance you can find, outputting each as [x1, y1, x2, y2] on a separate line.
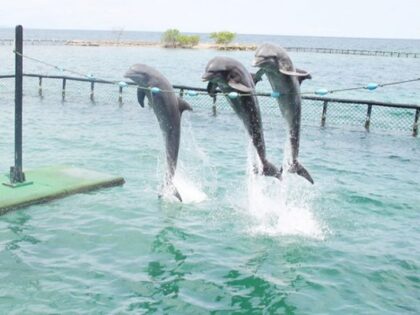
[0, 75, 419, 137]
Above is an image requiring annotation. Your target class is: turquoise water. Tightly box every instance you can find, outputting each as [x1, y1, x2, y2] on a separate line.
[0, 34, 420, 314]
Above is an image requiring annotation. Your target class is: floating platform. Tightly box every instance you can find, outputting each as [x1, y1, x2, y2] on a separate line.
[0, 165, 125, 215]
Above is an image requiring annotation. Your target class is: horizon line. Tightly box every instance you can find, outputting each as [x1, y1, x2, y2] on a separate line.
[0, 26, 419, 41]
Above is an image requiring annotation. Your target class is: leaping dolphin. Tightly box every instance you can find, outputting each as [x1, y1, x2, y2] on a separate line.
[202, 57, 282, 180]
[125, 64, 192, 201]
[253, 44, 314, 184]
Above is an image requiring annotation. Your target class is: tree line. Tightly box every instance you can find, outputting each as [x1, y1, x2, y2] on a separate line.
[161, 29, 236, 48]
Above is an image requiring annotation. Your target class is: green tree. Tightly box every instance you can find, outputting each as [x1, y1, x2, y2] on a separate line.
[177, 34, 200, 48]
[161, 29, 181, 48]
[210, 31, 236, 45]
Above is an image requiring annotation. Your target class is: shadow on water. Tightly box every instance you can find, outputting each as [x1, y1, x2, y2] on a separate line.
[223, 268, 301, 314]
[2, 211, 41, 252]
[127, 200, 188, 313]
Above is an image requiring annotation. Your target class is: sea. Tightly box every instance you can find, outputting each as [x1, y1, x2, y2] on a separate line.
[0, 28, 419, 314]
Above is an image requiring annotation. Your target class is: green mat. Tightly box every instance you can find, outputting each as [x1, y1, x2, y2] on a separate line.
[0, 165, 125, 215]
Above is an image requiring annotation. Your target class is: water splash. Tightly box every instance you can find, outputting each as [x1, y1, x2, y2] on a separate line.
[245, 144, 326, 240]
[157, 113, 208, 204]
[173, 171, 207, 203]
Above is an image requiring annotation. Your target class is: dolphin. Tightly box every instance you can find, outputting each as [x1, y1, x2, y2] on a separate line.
[124, 64, 192, 201]
[253, 44, 314, 184]
[202, 57, 282, 180]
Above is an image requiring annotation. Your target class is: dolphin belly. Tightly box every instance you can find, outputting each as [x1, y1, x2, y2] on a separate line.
[267, 74, 313, 184]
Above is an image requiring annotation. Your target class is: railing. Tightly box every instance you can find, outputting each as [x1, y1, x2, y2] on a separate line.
[0, 73, 419, 137]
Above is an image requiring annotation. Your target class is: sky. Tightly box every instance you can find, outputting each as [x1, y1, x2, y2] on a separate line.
[1, 0, 419, 39]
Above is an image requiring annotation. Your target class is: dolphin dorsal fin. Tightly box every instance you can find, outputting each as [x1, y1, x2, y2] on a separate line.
[177, 97, 193, 113]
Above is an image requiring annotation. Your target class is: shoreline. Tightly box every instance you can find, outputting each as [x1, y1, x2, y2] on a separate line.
[64, 40, 257, 50]
[0, 39, 418, 57]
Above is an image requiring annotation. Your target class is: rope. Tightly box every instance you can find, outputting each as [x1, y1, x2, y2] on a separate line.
[12, 50, 420, 99]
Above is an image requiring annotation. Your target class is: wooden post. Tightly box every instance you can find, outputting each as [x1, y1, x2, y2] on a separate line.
[365, 105, 372, 131]
[321, 100, 328, 127]
[38, 76, 43, 97]
[62, 78, 66, 101]
[413, 108, 419, 137]
[179, 88, 184, 98]
[90, 81, 95, 101]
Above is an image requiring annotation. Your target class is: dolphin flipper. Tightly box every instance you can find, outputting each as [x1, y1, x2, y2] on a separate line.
[177, 97, 193, 113]
[227, 80, 253, 93]
[137, 88, 146, 107]
[289, 161, 314, 184]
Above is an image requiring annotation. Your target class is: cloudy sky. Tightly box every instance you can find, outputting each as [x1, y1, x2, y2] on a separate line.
[1, 0, 419, 39]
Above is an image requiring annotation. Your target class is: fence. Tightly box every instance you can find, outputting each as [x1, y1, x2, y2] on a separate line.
[0, 73, 418, 137]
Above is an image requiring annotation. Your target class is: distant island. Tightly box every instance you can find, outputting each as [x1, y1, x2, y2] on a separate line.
[64, 39, 257, 51]
[63, 29, 256, 50]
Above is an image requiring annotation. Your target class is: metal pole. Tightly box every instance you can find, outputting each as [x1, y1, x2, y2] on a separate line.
[212, 95, 217, 116]
[90, 81, 95, 101]
[413, 108, 419, 137]
[364, 105, 372, 131]
[10, 25, 25, 183]
[38, 76, 43, 97]
[118, 86, 123, 104]
[62, 78, 66, 101]
[321, 100, 328, 127]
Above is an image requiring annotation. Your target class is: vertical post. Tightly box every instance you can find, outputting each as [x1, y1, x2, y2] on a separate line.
[10, 25, 25, 183]
[62, 78, 66, 101]
[413, 108, 419, 137]
[38, 76, 43, 97]
[364, 105, 372, 131]
[118, 86, 123, 104]
[90, 81, 95, 101]
[212, 94, 217, 116]
[179, 88, 184, 98]
[321, 100, 328, 127]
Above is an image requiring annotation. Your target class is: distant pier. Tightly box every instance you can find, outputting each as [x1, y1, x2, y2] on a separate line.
[0, 39, 418, 58]
[284, 46, 420, 58]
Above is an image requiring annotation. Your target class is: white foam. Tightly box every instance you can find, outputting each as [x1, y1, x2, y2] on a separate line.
[244, 144, 326, 240]
[173, 171, 208, 204]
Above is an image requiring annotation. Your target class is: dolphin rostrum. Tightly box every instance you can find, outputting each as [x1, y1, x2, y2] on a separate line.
[202, 57, 282, 180]
[253, 44, 314, 184]
[125, 64, 192, 201]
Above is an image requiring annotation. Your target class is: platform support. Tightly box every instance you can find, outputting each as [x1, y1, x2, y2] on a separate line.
[9, 25, 26, 185]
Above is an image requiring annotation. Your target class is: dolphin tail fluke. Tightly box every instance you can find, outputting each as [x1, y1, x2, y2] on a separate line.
[262, 161, 283, 181]
[159, 182, 183, 202]
[289, 161, 314, 184]
[173, 187, 182, 202]
[168, 181, 183, 202]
